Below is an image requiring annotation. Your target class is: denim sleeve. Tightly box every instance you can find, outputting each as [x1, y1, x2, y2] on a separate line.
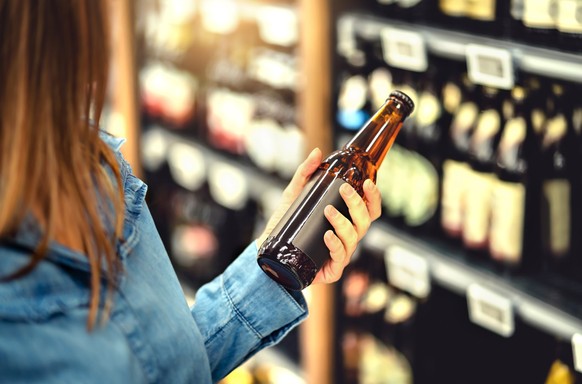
[191, 242, 308, 382]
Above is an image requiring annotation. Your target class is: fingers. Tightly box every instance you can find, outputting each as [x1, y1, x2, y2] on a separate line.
[313, 179, 382, 285]
[363, 179, 382, 221]
[283, 147, 322, 200]
[312, 230, 347, 284]
[340, 183, 370, 241]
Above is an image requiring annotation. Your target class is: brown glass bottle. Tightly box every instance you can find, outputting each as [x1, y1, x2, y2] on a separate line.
[257, 91, 415, 290]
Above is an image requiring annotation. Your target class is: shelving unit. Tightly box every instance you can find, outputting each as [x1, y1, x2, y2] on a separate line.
[331, 5, 582, 383]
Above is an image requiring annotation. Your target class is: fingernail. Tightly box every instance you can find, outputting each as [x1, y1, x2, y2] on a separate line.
[325, 205, 336, 218]
[340, 183, 354, 197]
[325, 230, 334, 242]
[365, 179, 375, 191]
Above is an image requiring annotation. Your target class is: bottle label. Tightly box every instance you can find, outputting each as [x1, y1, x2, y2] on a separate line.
[378, 145, 410, 218]
[463, 170, 495, 247]
[490, 180, 525, 264]
[523, 0, 557, 29]
[466, 0, 496, 21]
[404, 152, 439, 226]
[270, 169, 351, 268]
[556, 0, 582, 33]
[440, 0, 467, 16]
[543, 179, 571, 257]
[441, 159, 470, 235]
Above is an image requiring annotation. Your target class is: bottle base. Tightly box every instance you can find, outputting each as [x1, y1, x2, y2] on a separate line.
[258, 258, 306, 291]
[257, 237, 320, 291]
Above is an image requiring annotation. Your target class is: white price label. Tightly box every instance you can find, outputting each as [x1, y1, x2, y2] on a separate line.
[467, 284, 514, 337]
[385, 245, 430, 298]
[466, 44, 514, 90]
[381, 28, 428, 72]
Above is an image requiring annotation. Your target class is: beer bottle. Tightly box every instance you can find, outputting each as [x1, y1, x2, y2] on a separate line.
[257, 91, 415, 290]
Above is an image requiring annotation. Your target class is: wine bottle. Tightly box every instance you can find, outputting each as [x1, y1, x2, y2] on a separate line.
[540, 83, 575, 274]
[257, 91, 415, 290]
[377, 71, 418, 227]
[489, 86, 540, 270]
[463, 86, 504, 254]
[522, 0, 558, 47]
[466, 0, 508, 37]
[441, 74, 479, 239]
[403, 70, 448, 234]
[556, 0, 582, 52]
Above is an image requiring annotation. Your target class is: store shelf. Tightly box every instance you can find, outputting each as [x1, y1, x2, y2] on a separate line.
[338, 13, 582, 84]
[142, 127, 287, 201]
[363, 221, 582, 341]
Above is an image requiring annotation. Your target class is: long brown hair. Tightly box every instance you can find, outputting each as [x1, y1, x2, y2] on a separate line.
[0, 1, 125, 329]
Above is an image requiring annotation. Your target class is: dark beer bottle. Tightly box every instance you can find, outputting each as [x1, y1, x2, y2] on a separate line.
[257, 91, 415, 290]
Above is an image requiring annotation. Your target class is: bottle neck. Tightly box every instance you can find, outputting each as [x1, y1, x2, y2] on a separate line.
[343, 99, 407, 166]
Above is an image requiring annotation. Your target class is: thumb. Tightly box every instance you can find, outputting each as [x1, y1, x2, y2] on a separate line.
[284, 147, 322, 199]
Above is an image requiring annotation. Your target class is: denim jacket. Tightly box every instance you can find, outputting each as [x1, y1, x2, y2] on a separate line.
[0, 133, 308, 383]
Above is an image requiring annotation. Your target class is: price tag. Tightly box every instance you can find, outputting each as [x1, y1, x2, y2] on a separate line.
[380, 28, 428, 72]
[385, 245, 430, 298]
[467, 283, 514, 337]
[466, 44, 514, 90]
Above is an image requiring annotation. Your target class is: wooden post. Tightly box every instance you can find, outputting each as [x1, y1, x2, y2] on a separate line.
[298, 1, 334, 384]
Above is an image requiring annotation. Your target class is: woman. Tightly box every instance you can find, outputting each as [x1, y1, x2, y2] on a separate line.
[0, 1, 382, 383]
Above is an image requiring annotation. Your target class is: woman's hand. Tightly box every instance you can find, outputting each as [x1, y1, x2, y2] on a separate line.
[256, 147, 323, 247]
[312, 178, 381, 285]
[256, 147, 382, 286]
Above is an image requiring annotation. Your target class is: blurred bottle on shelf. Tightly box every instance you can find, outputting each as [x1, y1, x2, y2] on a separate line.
[438, 0, 507, 36]
[489, 86, 541, 271]
[376, 70, 418, 228]
[402, 68, 449, 236]
[521, 0, 558, 47]
[463, 86, 504, 256]
[140, 63, 199, 132]
[441, 73, 479, 241]
[556, 0, 582, 52]
[539, 83, 576, 275]
[373, 0, 429, 23]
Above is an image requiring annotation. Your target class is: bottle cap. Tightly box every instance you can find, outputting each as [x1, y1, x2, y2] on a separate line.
[389, 90, 415, 116]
